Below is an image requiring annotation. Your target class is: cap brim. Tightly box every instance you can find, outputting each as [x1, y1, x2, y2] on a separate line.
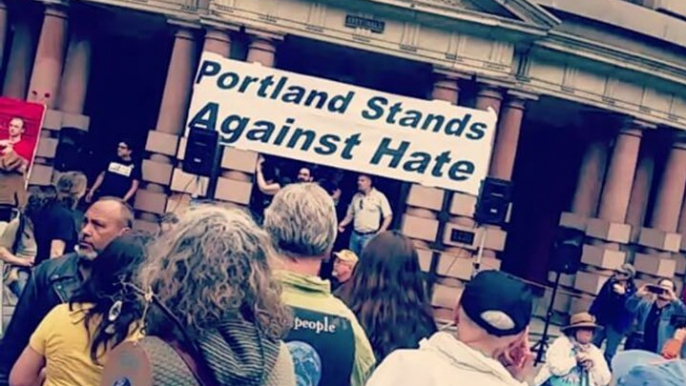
[561, 323, 602, 332]
[612, 350, 666, 380]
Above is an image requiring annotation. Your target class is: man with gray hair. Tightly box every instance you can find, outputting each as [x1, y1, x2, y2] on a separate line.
[264, 183, 376, 386]
[0, 197, 133, 385]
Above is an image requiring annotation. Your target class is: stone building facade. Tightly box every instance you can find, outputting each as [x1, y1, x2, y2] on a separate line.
[4, 0, 686, 323]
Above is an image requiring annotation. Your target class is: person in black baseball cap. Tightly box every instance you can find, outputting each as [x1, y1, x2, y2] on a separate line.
[460, 270, 534, 338]
[366, 270, 535, 386]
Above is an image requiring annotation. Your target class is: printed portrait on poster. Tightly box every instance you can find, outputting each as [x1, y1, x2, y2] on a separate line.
[0, 97, 46, 219]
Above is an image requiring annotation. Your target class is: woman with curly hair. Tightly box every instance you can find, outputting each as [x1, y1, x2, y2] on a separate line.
[337, 231, 437, 362]
[9, 231, 150, 386]
[101, 205, 295, 386]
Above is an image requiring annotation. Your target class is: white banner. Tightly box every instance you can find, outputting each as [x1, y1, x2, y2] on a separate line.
[187, 53, 498, 195]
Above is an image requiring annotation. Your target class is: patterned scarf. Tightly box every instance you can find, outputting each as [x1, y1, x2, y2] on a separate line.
[196, 318, 281, 386]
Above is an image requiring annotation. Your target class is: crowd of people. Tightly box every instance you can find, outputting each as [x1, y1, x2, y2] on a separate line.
[254, 156, 393, 257]
[0, 154, 685, 385]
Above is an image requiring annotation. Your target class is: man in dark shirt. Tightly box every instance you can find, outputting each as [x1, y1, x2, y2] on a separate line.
[85, 141, 141, 203]
[644, 301, 664, 353]
[626, 278, 686, 355]
[32, 199, 78, 265]
[0, 198, 133, 385]
[33, 171, 87, 264]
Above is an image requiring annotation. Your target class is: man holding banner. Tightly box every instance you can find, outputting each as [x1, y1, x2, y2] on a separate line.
[0, 99, 45, 221]
[0, 118, 33, 172]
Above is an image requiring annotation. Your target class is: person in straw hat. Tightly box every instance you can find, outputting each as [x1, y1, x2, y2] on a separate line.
[534, 312, 611, 386]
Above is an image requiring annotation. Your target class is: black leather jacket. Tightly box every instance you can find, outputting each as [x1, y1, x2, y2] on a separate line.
[0, 253, 83, 385]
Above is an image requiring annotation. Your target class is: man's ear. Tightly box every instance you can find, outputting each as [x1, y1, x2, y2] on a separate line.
[119, 227, 131, 236]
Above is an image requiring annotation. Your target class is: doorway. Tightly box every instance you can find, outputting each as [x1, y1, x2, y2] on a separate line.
[80, 8, 172, 183]
[502, 97, 587, 284]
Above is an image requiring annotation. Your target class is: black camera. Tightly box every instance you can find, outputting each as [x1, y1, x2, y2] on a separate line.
[671, 314, 686, 329]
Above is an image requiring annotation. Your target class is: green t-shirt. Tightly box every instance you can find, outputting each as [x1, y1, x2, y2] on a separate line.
[277, 270, 376, 386]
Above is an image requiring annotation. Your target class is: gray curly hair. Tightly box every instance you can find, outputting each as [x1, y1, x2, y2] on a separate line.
[264, 183, 337, 258]
[137, 204, 291, 339]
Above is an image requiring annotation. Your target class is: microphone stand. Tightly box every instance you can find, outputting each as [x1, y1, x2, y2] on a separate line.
[533, 270, 562, 365]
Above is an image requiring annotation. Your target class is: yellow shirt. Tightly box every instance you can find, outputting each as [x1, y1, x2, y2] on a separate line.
[29, 303, 141, 386]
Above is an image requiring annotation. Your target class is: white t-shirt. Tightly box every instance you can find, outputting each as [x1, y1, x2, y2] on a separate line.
[346, 188, 392, 233]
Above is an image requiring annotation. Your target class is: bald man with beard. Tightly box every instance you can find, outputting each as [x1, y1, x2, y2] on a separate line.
[0, 198, 133, 386]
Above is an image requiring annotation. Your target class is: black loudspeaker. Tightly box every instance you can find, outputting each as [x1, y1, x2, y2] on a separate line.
[182, 128, 219, 177]
[474, 177, 512, 226]
[550, 227, 585, 275]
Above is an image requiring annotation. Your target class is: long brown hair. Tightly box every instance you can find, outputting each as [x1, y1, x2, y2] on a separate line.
[337, 231, 437, 361]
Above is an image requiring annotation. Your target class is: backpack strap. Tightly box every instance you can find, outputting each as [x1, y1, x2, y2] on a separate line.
[124, 283, 219, 386]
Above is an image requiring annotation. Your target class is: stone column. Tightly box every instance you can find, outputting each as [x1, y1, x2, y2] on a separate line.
[135, 26, 198, 232]
[650, 133, 686, 233]
[58, 29, 91, 114]
[3, 15, 37, 99]
[475, 84, 503, 115]
[489, 92, 537, 181]
[626, 146, 655, 238]
[202, 27, 232, 57]
[597, 119, 650, 223]
[212, 30, 283, 209]
[0, 1, 8, 69]
[405, 69, 469, 320]
[155, 28, 198, 136]
[26, 4, 68, 108]
[571, 138, 609, 217]
[245, 29, 282, 67]
[431, 70, 462, 104]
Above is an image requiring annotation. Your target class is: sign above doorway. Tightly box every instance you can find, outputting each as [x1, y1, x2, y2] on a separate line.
[187, 53, 497, 195]
[344, 15, 386, 34]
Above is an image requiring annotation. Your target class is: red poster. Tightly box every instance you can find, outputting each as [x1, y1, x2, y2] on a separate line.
[0, 97, 46, 208]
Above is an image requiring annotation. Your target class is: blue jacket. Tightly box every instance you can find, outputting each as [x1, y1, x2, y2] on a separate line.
[590, 279, 637, 333]
[625, 294, 686, 358]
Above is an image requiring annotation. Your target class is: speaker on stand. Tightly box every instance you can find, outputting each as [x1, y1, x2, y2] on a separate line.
[182, 128, 220, 201]
[533, 226, 585, 365]
[474, 177, 512, 226]
[471, 177, 513, 278]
